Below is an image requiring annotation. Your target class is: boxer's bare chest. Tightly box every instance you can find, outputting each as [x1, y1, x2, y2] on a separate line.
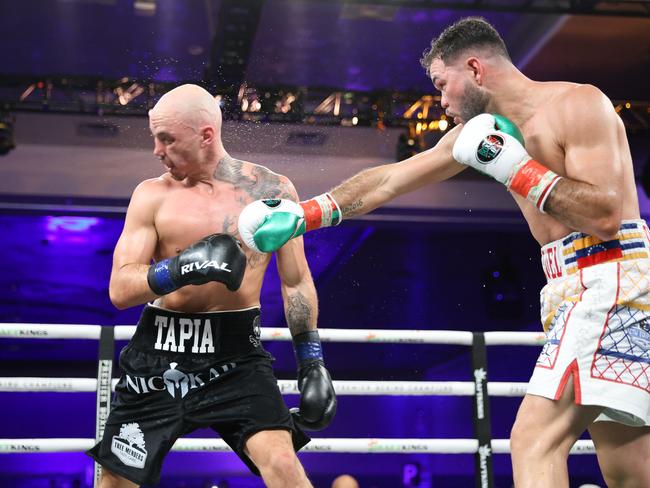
[511, 95, 575, 244]
[152, 160, 291, 257]
[521, 115, 565, 177]
[155, 183, 244, 253]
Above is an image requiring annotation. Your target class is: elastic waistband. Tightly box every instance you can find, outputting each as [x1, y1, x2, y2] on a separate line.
[541, 219, 650, 282]
[129, 304, 261, 357]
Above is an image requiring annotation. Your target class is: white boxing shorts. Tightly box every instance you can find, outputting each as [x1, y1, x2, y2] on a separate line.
[527, 219, 650, 426]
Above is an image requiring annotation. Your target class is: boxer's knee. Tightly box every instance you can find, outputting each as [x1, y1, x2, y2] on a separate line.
[97, 467, 139, 488]
[246, 430, 310, 486]
[510, 402, 543, 456]
[259, 447, 304, 481]
[510, 401, 569, 466]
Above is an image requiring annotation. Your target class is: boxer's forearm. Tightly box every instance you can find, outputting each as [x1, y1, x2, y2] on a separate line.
[329, 132, 463, 219]
[277, 238, 318, 334]
[541, 178, 622, 241]
[282, 283, 319, 336]
[109, 264, 158, 309]
[329, 165, 396, 218]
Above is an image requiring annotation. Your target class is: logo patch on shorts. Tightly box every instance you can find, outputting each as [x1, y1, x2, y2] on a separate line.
[249, 315, 262, 348]
[111, 423, 148, 469]
[476, 134, 504, 163]
[163, 362, 190, 399]
[124, 361, 237, 398]
[629, 320, 650, 350]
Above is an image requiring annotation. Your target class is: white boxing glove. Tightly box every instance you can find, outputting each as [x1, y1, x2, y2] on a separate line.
[238, 199, 305, 253]
[452, 113, 562, 212]
[452, 113, 529, 184]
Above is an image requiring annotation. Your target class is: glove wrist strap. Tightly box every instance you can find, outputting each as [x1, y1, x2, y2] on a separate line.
[301, 193, 342, 232]
[506, 158, 562, 214]
[292, 330, 324, 367]
[147, 258, 177, 296]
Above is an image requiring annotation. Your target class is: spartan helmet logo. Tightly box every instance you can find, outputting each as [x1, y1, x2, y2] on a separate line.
[163, 362, 189, 399]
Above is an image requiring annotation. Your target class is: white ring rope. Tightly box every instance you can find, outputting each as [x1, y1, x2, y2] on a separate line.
[0, 438, 595, 455]
[0, 324, 546, 346]
[0, 377, 529, 397]
[0, 323, 593, 462]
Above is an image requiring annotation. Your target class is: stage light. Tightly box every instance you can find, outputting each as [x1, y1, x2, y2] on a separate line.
[114, 82, 144, 106]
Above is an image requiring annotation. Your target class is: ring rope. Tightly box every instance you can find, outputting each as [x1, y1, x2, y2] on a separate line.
[0, 377, 530, 397]
[0, 321, 592, 479]
[0, 324, 546, 346]
[0, 438, 595, 454]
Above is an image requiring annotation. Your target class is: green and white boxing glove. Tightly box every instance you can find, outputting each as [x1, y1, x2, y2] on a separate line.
[452, 113, 562, 212]
[238, 193, 342, 253]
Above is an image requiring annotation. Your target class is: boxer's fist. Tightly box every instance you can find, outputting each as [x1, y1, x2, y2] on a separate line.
[147, 233, 246, 294]
[238, 199, 306, 253]
[453, 114, 562, 211]
[292, 361, 337, 431]
[291, 330, 337, 431]
[452, 113, 529, 185]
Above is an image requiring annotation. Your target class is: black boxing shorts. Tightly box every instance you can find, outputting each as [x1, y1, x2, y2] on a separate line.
[86, 304, 309, 486]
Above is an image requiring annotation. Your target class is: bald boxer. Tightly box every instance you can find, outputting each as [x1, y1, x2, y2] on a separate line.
[331, 474, 360, 488]
[87, 84, 335, 488]
[240, 17, 650, 488]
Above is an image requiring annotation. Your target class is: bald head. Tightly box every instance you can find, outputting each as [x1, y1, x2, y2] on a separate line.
[149, 84, 222, 135]
[331, 474, 360, 488]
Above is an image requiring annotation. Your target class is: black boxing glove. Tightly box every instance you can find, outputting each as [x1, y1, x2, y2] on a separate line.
[290, 330, 337, 431]
[147, 233, 246, 294]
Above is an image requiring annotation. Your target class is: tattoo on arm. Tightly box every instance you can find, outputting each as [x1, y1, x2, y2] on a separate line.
[341, 199, 364, 217]
[215, 155, 297, 202]
[247, 252, 266, 269]
[286, 291, 313, 336]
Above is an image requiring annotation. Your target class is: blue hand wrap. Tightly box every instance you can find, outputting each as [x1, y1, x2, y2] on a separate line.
[149, 259, 176, 295]
[293, 330, 324, 366]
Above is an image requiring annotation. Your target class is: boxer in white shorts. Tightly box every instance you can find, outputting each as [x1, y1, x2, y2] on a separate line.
[238, 17, 650, 488]
[531, 220, 650, 427]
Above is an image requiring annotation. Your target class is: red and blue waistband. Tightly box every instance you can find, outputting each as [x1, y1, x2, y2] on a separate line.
[540, 219, 650, 281]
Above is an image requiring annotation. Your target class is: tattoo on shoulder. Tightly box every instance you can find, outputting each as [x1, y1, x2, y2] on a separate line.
[214, 156, 256, 187]
[247, 251, 267, 269]
[214, 155, 296, 202]
[286, 291, 312, 335]
[342, 199, 363, 216]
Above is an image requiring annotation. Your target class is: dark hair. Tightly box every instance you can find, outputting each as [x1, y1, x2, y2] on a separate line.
[420, 17, 510, 71]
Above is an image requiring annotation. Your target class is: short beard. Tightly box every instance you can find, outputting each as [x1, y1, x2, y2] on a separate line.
[458, 82, 489, 123]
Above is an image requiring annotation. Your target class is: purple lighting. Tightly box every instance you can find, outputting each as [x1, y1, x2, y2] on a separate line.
[44, 216, 100, 244]
[46, 216, 99, 233]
